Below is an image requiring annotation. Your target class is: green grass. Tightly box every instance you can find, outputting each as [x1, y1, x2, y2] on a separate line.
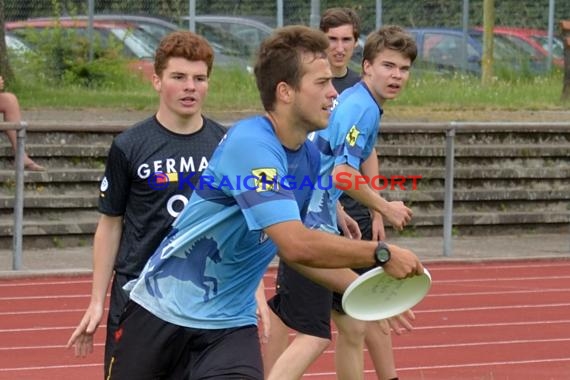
[206, 67, 261, 113]
[15, 84, 158, 109]
[9, 64, 570, 113]
[396, 71, 566, 110]
[12, 65, 262, 113]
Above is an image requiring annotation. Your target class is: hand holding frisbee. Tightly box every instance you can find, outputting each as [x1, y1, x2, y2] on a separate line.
[342, 265, 431, 321]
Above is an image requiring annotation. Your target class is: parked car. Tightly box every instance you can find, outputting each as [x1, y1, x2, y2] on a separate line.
[6, 19, 156, 80]
[180, 15, 273, 55]
[407, 27, 548, 75]
[468, 29, 549, 74]
[473, 26, 564, 68]
[113, 14, 273, 67]
[45, 15, 261, 72]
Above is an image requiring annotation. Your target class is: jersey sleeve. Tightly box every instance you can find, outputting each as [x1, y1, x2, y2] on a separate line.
[300, 142, 321, 218]
[210, 128, 301, 231]
[98, 139, 131, 216]
[329, 102, 379, 171]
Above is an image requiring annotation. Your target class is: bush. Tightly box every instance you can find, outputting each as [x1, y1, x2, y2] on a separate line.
[11, 23, 143, 88]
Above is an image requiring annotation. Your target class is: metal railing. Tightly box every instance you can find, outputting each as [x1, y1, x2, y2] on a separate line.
[1, 121, 26, 270]
[4, 120, 570, 269]
[382, 121, 570, 256]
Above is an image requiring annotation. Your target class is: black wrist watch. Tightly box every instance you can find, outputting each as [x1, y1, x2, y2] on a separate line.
[374, 241, 391, 266]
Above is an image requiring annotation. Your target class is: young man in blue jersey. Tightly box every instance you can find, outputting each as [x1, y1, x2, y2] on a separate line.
[266, 25, 418, 380]
[103, 25, 423, 379]
[325, 8, 408, 379]
[66, 31, 227, 377]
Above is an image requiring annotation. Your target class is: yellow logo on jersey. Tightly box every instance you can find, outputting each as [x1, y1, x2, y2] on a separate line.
[346, 125, 360, 147]
[166, 172, 179, 182]
[252, 168, 278, 192]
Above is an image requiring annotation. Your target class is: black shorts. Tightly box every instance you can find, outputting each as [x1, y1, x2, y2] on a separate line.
[108, 301, 263, 379]
[267, 260, 332, 339]
[105, 272, 136, 377]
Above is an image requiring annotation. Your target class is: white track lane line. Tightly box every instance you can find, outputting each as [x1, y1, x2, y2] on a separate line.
[0, 273, 278, 288]
[416, 303, 570, 314]
[0, 279, 92, 287]
[428, 261, 570, 270]
[301, 357, 570, 377]
[0, 363, 101, 372]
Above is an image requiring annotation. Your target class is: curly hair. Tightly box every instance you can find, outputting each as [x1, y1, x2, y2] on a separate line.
[154, 31, 214, 77]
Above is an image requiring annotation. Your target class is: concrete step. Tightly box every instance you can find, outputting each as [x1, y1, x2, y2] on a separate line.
[1, 208, 567, 249]
[2, 185, 568, 210]
[0, 211, 97, 249]
[2, 144, 110, 157]
[0, 192, 98, 208]
[390, 188, 570, 202]
[4, 143, 568, 163]
[0, 168, 103, 183]
[376, 144, 570, 157]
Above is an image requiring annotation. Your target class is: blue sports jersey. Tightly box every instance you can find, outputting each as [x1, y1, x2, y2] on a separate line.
[305, 81, 383, 232]
[128, 116, 320, 329]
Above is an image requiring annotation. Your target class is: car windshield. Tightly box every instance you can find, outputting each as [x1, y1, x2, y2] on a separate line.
[469, 32, 533, 61]
[110, 27, 156, 58]
[135, 21, 176, 42]
[195, 22, 249, 57]
[530, 35, 564, 59]
[5, 34, 31, 53]
[198, 20, 271, 53]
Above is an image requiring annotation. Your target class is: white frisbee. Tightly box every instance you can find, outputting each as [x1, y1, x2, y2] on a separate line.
[342, 267, 432, 321]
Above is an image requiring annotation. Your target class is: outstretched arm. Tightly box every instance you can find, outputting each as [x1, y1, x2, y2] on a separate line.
[266, 220, 423, 285]
[66, 215, 123, 356]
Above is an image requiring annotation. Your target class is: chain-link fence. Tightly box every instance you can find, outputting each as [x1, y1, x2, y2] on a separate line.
[4, 0, 570, 33]
[2, 0, 568, 86]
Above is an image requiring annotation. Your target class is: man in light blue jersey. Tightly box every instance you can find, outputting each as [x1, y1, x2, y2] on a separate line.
[266, 25, 418, 380]
[106, 25, 423, 380]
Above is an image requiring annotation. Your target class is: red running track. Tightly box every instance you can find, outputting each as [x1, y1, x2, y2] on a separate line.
[1, 259, 570, 379]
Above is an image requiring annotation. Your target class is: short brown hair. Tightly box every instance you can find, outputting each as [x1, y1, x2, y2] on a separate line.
[154, 31, 214, 77]
[363, 25, 417, 68]
[320, 7, 361, 41]
[254, 25, 329, 111]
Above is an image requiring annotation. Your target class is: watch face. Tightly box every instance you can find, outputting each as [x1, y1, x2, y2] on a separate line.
[377, 248, 390, 262]
[375, 242, 391, 266]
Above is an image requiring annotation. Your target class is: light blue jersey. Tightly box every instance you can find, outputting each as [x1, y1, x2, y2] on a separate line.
[128, 116, 319, 329]
[305, 81, 383, 232]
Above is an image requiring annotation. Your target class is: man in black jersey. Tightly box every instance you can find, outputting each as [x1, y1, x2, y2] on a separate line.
[322, 7, 362, 95]
[66, 31, 227, 377]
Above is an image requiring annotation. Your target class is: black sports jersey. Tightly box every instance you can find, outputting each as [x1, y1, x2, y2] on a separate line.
[332, 67, 361, 95]
[98, 115, 226, 276]
[332, 68, 371, 224]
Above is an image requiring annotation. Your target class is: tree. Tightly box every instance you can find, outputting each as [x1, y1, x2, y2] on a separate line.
[561, 20, 570, 100]
[481, 0, 494, 85]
